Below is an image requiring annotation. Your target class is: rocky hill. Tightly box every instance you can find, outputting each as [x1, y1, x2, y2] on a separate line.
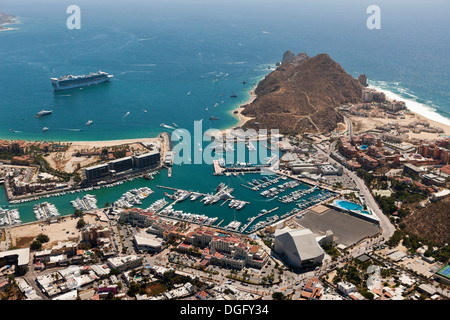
[403, 196, 450, 245]
[241, 51, 363, 134]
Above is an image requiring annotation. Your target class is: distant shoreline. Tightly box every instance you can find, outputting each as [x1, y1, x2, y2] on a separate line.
[367, 83, 450, 129]
[0, 14, 20, 32]
[228, 88, 257, 129]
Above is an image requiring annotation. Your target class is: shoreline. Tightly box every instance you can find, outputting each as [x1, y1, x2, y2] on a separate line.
[1, 83, 448, 148]
[68, 137, 160, 148]
[0, 79, 448, 148]
[228, 88, 257, 129]
[0, 16, 21, 32]
[357, 84, 450, 139]
[367, 83, 450, 128]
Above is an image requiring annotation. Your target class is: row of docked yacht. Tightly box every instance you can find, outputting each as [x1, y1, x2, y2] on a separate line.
[190, 192, 201, 201]
[33, 202, 60, 220]
[113, 187, 153, 209]
[244, 205, 303, 233]
[246, 214, 280, 233]
[278, 185, 318, 203]
[260, 180, 302, 198]
[146, 198, 168, 212]
[71, 194, 98, 211]
[0, 207, 21, 226]
[225, 220, 241, 231]
[166, 190, 191, 202]
[296, 190, 334, 210]
[201, 194, 220, 205]
[228, 199, 246, 210]
[8, 181, 128, 205]
[158, 205, 218, 225]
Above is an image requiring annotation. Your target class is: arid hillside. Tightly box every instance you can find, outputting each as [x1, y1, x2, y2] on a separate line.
[403, 197, 450, 245]
[241, 51, 363, 134]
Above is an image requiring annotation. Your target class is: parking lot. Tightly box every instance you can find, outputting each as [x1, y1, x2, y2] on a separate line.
[323, 173, 357, 189]
[296, 208, 380, 247]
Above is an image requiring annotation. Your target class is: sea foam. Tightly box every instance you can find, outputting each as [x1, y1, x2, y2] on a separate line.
[368, 81, 450, 127]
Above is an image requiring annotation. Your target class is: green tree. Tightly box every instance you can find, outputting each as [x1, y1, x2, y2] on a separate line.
[73, 209, 83, 218]
[272, 292, 287, 300]
[76, 218, 86, 229]
[30, 240, 42, 251]
[36, 233, 49, 243]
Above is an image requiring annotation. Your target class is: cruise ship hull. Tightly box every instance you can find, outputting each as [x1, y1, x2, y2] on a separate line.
[51, 74, 113, 91]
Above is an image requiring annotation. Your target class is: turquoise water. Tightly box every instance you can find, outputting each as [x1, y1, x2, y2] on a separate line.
[1, 0, 449, 227]
[1, 0, 449, 142]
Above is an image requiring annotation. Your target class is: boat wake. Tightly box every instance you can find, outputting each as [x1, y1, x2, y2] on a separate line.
[160, 123, 175, 130]
[57, 128, 83, 132]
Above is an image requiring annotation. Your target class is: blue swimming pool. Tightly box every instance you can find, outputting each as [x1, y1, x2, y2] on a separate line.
[334, 200, 370, 215]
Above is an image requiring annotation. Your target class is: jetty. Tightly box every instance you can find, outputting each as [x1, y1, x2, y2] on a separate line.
[240, 206, 279, 233]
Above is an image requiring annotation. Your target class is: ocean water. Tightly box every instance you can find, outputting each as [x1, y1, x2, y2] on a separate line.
[1, 0, 449, 141]
[0, 0, 449, 225]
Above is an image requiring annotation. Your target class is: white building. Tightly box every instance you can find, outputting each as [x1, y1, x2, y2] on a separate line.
[273, 227, 325, 270]
[337, 281, 357, 296]
[52, 289, 78, 300]
[107, 255, 143, 272]
[133, 232, 163, 252]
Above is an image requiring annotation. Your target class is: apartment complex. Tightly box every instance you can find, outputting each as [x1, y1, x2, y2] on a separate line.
[178, 228, 269, 270]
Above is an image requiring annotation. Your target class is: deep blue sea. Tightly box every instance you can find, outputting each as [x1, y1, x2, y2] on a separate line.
[1, 0, 449, 141]
[0, 0, 449, 225]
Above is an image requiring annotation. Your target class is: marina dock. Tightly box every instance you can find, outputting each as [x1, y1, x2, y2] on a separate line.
[213, 160, 225, 175]
[240, 206, 279, 233]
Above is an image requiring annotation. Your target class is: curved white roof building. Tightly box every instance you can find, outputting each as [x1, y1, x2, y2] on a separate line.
[273, 227, 324, 270]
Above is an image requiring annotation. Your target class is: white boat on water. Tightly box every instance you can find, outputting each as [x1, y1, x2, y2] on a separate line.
[35, 110, 52, 118]
[42, 127, 49, 132]
[203, 196, 214, 205]
[33, 202, 59, 220]
[0, 207, 21, 225]
[86, 120, 93, 126]
[71, 194, 98, 211]
[190, 193, 201, 201]
[236, 201, 246, 210]
[210, 196, 220, 204]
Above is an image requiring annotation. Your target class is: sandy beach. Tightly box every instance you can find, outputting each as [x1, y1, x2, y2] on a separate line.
[350, 110, 450, 142]
[8, 211, 109, 249]
[225, 88, 257, 131]
[44, 137, 161, 173]
[68, 137, 160, 149]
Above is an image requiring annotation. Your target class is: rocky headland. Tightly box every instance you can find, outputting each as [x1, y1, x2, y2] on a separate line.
[240, 51, 364, 134]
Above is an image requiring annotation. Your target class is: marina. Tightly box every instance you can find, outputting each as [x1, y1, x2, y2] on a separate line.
[71, 194, 98, 212]
[0, 207, 21, 226]
[0, 140, 338, 233]
[33, 202, 60, 220]
[112, 187, 154, 209]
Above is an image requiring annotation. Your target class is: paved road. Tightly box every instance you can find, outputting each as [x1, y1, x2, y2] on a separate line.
[314, 141, 396, 242]
[345, 115, 353, 138]
[346, 170, 396, 241]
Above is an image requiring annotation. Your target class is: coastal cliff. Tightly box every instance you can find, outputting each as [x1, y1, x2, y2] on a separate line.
[240, 51, 363, 134]
[0, 12, 17, 31]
